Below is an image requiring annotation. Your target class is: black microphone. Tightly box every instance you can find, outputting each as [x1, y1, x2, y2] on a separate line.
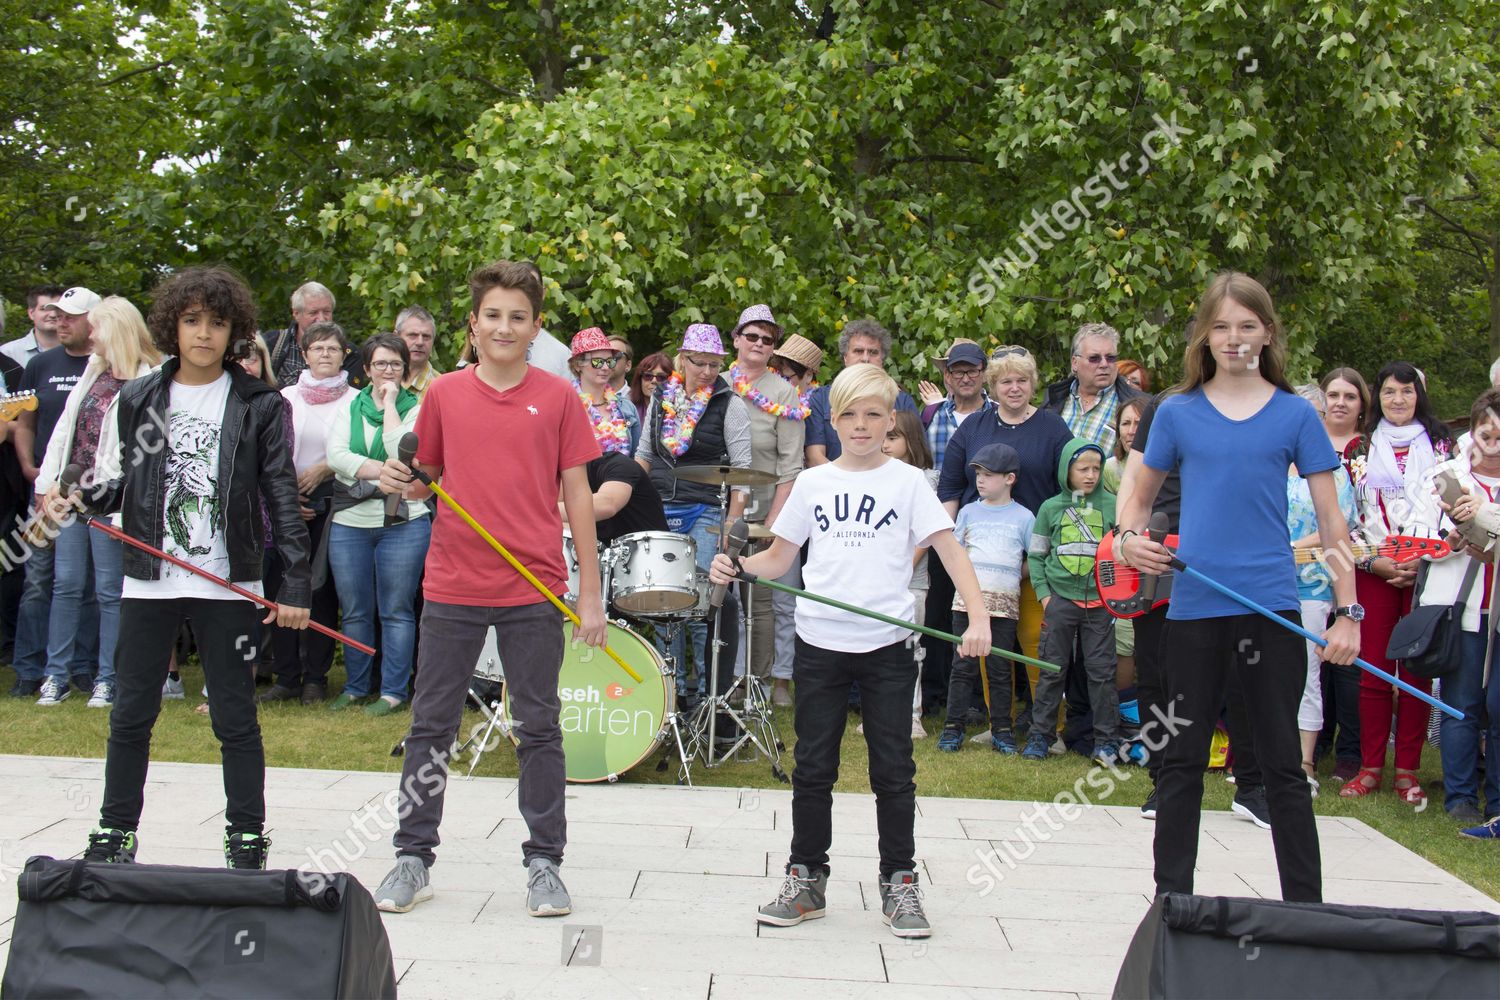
[384, 435, 420, 526]
[711, 517, 750, 608]
[59, 463, 83, 499]
[1140, 511, 1171, 603]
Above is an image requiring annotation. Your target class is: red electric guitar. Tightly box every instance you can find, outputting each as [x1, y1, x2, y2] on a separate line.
[1095, 530, 1451, 619]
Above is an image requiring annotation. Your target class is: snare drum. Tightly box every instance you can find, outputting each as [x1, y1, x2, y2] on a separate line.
[608, 531, 698, 615]
[499, 621, 674, 782]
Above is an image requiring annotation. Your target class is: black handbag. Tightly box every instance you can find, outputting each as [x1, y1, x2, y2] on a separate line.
[1386, 558, 1482, 679]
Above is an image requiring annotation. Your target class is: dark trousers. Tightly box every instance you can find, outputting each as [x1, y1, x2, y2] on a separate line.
[272, 509, 337, 688]
[1154, 612, 1319, 902]
[921, 557, 956, 710]
[789, 636, 917, 880]
[1320, 663, 1362, 765]
[1134, 605, 1168, 779]
[395, 600, 565, 867]
[944, 612, 1018, 731]
[1032, 600, 1120, 744]
[102, 598, 266, 834]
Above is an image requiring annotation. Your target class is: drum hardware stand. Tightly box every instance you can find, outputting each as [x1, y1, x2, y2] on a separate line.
[458, 682, 512, 779]
[645, 618, 698, 786]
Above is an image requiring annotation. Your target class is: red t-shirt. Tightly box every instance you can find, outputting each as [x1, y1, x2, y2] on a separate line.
[414, 366, 602, 606]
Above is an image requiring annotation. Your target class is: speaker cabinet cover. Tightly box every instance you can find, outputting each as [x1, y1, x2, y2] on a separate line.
[3, 857, 397, 999]
[1113, 893, 1500, 1000]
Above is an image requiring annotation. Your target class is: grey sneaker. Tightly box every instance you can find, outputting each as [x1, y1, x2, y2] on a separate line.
[161, 675, 185, 700]
[374, 855, 433, 913]
[757, 863, 827, 926]
[880, 870, 931, 938]
[526, 857, 572, 916]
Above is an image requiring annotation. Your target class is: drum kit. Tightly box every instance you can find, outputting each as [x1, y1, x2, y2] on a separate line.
[459, 463, 789, 787]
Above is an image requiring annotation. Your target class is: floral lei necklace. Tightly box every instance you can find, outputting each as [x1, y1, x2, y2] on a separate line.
[729, 364, 811, 421]
[658, 372, 713, 456]
[573, 379, 632, 455]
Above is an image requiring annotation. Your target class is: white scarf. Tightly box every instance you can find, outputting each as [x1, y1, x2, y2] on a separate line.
[1367, 419, 1433, 492]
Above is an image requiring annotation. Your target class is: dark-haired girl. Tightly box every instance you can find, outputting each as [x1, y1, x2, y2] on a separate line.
[1341, 361, 1453, 804]
[78, 265, 312, 870]
[1119, 272, 1360, 903]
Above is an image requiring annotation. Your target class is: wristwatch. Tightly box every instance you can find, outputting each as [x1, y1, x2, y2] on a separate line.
[1332, 604, 1365, 623]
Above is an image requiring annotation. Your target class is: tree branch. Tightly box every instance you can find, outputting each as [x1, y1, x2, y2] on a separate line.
[888, 154, 987, 167]
[103, 60, 173, 87]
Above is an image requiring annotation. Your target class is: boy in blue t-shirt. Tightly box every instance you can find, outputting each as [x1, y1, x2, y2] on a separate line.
[937, 443, 1034, 754]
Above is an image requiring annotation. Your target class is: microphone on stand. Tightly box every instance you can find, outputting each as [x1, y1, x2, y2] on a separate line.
[712, 517, 750, 608]
[384, 435, 419, 527]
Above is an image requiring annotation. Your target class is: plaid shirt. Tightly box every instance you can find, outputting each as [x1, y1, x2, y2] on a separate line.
[1060, 379, 1119, 453]
[926, 395, 986, 468]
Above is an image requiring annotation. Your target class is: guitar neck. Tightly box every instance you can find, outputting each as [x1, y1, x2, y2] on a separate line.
[1292, 542, 1387, 565]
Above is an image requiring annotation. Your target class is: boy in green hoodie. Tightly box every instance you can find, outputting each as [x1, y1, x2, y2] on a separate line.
[1022, 438, 1119, 765]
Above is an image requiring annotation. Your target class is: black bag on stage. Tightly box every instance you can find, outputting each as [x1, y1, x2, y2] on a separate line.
[2, 857, 396, 999]
[1386, 558, 1482, 679]
[1113, 893, 1500, 999]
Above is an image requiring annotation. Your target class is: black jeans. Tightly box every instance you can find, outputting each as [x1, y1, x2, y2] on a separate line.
[945, 612, 1018, 731]
[1154, 612, 1319, 902]
[102, 598, 266, 834]
[1320, 662, 1362, 765]
[271, 507, 337, 688]
[789, 636, 917, 880]
[921, 557, 956, 710]
[1134, 605, 1168, 779]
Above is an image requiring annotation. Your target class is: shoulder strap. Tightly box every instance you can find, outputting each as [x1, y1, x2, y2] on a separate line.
[1456, 556, 1484, 603]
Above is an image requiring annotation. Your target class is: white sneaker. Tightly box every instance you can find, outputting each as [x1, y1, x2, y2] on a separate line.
[162, 676, 185, 700]
[87, 682, 114, 708]
[911, 715, 927, 739]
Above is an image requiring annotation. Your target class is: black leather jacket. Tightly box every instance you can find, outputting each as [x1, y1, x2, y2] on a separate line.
[84, 358, 312, 607]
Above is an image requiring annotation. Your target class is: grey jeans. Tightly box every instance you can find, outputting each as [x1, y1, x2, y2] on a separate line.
[1030, 598, 1120, 745]
[393, 599, 566, 868]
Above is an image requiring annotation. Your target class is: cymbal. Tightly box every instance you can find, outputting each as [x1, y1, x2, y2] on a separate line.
[670, 464, 777, 487]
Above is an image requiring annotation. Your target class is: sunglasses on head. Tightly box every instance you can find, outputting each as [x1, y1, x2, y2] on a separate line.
[990, 346, 1030, 359]
[584, 354, 622, 370]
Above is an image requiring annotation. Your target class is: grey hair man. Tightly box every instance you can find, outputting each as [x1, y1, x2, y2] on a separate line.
[395, 305, 440, 399]
[1042, 321, 1143, 453]
[804, 318, 918, 466]
[269, 281, 338, 386]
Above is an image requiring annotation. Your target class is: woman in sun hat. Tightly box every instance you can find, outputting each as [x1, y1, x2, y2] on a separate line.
[569, 327, 639, 455]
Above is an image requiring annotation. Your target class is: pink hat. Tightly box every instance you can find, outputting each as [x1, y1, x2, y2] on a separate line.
[680, 323, 726, 355]
[730, 303, 780, 340]
[569, 327, 614, 357]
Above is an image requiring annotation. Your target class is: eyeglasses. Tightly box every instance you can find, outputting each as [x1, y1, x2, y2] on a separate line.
[991, 346, 1031, 359]
[739, 331, 777, 347]
[369, 360, 404, 372]
[947, 366, 983, 381]
[641, 370, 670, 382]
[584, 355, 621, 370]
[683, 355, 724, 371]
[1079, 353, 1118, 365]
[306, 344, 344, 356]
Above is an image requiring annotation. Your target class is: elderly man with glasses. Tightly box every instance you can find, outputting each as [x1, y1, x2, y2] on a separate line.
[1042, 322, 1144, 453]
[922, 339, 990, 468]
[804, 318, 918, 467]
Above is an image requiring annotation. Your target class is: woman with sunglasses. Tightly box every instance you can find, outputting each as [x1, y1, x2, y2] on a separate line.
[568, 328, 639, 456]
[631, 352, 673, 414]
[636, 324, 750, 709]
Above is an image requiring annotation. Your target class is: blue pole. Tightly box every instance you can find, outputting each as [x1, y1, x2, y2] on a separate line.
[1172, 560, 1463, 720]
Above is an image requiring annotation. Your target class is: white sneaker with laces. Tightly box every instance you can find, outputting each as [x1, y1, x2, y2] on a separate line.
[87, 682, 114, 708]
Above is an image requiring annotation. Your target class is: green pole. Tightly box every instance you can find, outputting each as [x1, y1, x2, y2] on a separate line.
[745, 575, 1062, 673]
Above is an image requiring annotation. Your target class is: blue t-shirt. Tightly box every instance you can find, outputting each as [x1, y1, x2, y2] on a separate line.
[1142, 387, 1338, 620]
[805, 382, 917, 461]
[952, 498, 1035, 619]
[1287, 465, 1357, 602]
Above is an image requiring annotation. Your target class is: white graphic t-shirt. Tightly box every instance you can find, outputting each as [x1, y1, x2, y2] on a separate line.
[773, 458, 953, 653]
[123, 372, 263, 601]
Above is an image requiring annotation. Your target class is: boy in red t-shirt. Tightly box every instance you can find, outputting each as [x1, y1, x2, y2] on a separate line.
[371, 260, 605, 916]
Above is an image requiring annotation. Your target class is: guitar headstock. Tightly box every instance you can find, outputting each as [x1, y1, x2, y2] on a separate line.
[0, 391, 38, 421]
[1382, 534, 1452, 562]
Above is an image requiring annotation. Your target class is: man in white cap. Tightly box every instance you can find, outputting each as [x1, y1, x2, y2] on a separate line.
[11, 285, 100, 703]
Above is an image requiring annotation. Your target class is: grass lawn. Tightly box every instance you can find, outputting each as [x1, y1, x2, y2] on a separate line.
[3, 661, 1495, 902]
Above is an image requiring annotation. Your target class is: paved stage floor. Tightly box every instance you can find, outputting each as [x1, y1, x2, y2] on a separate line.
[1, 755, 1495, 998]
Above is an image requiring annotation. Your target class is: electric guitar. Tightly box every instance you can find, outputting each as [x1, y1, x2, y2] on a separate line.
[1095, 529, 1451, 619]
[0, 391, 37, 421]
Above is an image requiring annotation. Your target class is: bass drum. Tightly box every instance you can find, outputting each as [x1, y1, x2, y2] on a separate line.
[500, 620, 673, 783]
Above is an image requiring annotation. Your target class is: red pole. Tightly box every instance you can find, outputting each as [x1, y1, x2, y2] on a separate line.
[77, 515, 376, 656]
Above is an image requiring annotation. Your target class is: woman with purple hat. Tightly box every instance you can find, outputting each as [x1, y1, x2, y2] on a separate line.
[569, 327, 639, 456]
[636, 323, 751, 707]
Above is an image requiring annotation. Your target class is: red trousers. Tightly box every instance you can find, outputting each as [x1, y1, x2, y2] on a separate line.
[1355, 570, 1431, 771]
